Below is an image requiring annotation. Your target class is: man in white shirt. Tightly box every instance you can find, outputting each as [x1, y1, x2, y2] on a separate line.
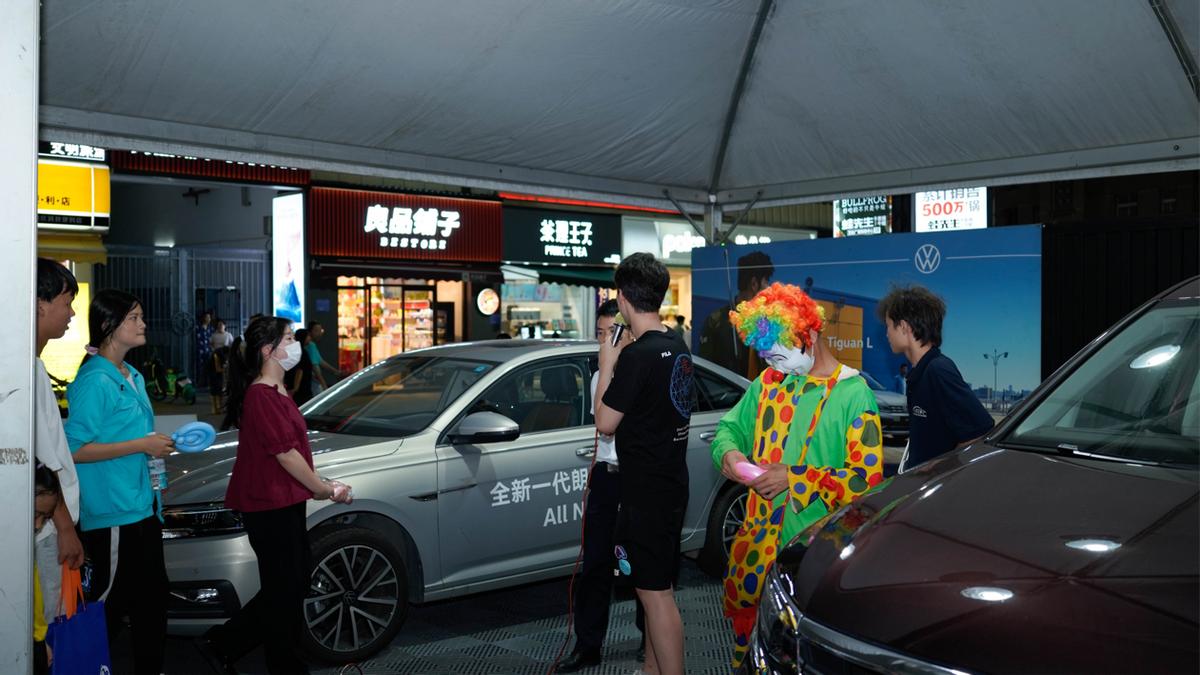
[34, 259, 85, 623]
[558, 300, 645, 672]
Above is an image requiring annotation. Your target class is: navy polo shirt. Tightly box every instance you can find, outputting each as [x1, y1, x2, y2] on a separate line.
[904, 348, 994, 469]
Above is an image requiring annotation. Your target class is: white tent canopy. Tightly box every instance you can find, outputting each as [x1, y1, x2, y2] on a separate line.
[40, 0, 1199, 212]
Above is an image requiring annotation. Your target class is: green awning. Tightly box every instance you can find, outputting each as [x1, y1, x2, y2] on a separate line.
[537, 266, 616, 288]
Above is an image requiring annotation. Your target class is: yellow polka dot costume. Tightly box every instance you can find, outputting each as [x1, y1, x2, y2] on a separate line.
[710, 285, 884, 669]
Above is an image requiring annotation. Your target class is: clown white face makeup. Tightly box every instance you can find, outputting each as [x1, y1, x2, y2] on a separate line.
[759, 342, 814, 376]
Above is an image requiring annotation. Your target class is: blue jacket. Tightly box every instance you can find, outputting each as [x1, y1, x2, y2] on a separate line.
[64, 356, 156, 531]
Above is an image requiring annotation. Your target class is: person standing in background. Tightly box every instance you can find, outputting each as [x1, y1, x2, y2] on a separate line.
[33, 258, 85, 632]
[210, 319, 233, 351]
[877, 285, 994, 472]
[66, 289, 174, 674]
[196, 310, 214, 389]
[894, 362, 909, 395]
[306, 321, 342, 395]
[285, 328, 315, 406]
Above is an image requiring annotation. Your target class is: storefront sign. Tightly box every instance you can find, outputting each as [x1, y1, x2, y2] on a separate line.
[914, 187, 988, 232]
[37, 159, 111, 231]
[272, 193, 305, 325]
[627, 218, 810, 264]
[40, 141, 106, 162]
[833, 196, 892, 237]
[309, 188, 502, 262]
[503, 207, 621, 266]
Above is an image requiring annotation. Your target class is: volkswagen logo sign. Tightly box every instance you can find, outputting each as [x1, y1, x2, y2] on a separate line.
[914, 243, 941, 274]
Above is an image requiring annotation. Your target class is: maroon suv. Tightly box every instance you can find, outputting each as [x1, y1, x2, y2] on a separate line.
[751, 278, 1199, 674]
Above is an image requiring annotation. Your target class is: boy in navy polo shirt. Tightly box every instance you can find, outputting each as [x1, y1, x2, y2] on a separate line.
[878, 285, 993, 471]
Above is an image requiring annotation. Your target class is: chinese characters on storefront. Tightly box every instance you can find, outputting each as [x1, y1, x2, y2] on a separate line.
[365, 205, 462, 250]
[833, 196, 892, 237]
[539, 218, 594, 258]
[503, 207, 621, 266]
[914, 187, 989, 232]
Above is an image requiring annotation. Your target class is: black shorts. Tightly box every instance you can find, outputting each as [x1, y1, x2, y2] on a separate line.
[616, 495, 687, 591]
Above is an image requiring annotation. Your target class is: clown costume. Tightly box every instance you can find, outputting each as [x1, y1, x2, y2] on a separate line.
[709, 283, 884, 669]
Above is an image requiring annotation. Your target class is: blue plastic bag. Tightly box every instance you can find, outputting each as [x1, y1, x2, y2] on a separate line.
[45, 564, 111, 675]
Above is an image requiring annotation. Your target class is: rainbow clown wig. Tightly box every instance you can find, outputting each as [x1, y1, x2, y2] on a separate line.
[729, 283, 825, 353]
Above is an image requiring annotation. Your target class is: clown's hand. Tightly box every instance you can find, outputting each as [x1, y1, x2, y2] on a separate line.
[749, 462, 789, 501]
[721, 449, 751, 483]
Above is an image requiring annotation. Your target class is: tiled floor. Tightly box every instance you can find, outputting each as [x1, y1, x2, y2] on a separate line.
[311, 558, 733, 675]
[140, 557, 733, 674]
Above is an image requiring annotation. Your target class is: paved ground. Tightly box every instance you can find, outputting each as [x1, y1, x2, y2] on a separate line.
[120, 557, 732, 674]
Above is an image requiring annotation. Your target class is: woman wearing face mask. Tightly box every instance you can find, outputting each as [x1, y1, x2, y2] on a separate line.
[198, 316, 351, 675]
[708, 283, 884, 670]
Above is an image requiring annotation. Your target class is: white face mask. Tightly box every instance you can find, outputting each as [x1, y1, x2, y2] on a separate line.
[760, 343, 814, 376]
[275, 341, 302, 370]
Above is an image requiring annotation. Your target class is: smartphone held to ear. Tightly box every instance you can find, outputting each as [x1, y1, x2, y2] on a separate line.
[610, 323, 627, 346]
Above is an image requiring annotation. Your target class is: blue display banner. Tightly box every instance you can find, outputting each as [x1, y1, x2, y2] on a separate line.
[692, 225, 1042, 403]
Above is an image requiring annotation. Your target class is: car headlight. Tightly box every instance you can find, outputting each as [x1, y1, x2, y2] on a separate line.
[162, 503, 243, 539]
[751, 566, 801, 674]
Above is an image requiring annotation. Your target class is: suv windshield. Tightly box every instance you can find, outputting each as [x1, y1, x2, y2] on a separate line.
[1008, 298, 1199, 465]
[303, 356, 495, 437]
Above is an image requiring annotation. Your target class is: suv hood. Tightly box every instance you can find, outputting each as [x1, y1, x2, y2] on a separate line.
[777, 444, 1199, 673]
[162, 430, 398, 505]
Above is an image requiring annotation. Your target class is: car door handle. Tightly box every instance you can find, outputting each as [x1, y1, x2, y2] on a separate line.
[576, 446, 596, 457]
[699, 431, 716, 441]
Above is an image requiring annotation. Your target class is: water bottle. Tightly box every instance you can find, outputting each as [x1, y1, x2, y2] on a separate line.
[149, 457, 168, 491]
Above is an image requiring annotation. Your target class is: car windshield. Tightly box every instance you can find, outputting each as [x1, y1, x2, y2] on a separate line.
[303, 355, 496, 438]
[1007, 298, 1199, 466]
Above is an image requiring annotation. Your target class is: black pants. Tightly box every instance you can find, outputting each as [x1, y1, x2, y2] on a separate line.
[210, 502, 311, 675]
[79, 515, 168, 675]
[574, 462, 645, 655]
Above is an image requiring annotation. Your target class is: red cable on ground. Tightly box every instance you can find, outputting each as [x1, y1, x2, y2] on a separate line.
[546, 430, 600, 675]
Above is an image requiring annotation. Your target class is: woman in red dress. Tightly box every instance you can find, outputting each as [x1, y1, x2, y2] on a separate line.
[196, 316, 352, 675]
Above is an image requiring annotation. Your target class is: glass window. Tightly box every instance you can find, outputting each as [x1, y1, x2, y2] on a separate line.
[468, 360, 589, 433]
[1008, 300, 1199, 465]
[695, 368, 745, 412]
[304, 356, 495, 438]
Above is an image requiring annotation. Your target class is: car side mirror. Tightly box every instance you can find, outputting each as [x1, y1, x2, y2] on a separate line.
[448, 411, 520, 445]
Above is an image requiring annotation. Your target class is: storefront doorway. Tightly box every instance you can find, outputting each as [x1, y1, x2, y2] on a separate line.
[336, 276, 455, 370]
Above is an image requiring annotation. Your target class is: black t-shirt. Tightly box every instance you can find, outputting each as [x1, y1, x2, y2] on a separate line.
[602, 329, 694, 501]
[905, 348, 994, 468]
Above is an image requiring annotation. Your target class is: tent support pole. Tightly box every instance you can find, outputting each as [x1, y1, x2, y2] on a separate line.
[1149, 0, 1199, 100]
[663, 189, 710, 242]
[719, 190, 763, 245]
[707, 0, 775, 193]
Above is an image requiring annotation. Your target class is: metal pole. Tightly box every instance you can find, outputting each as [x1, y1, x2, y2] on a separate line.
[0, 0, 38, 670]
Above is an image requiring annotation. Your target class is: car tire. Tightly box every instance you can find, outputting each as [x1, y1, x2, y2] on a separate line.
[698, 482, 748, 578]
[302, 526, 409, 664]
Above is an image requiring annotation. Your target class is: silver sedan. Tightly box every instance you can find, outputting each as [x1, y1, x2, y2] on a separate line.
[161, 339, 750, 663]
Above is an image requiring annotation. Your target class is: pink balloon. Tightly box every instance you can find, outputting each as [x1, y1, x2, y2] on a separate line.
[735, 461, 766, 481]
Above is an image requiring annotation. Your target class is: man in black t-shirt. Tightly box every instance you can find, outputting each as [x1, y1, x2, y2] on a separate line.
[596, 253, 693, 675]
[878, 285, 994, 471]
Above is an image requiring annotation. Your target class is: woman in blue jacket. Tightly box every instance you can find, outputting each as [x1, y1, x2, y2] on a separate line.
[65, 290, 174, 674]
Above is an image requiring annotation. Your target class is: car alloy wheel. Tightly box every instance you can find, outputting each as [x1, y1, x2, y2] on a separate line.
[699, 484, 749, 578]
[303, 527, 409, 663]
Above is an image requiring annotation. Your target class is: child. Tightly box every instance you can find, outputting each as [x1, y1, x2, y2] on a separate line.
[34, 463, 63, 675]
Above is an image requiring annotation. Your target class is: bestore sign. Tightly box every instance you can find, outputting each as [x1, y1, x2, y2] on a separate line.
[308, 187, 502, 262]
[365, 205, 461, 251]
